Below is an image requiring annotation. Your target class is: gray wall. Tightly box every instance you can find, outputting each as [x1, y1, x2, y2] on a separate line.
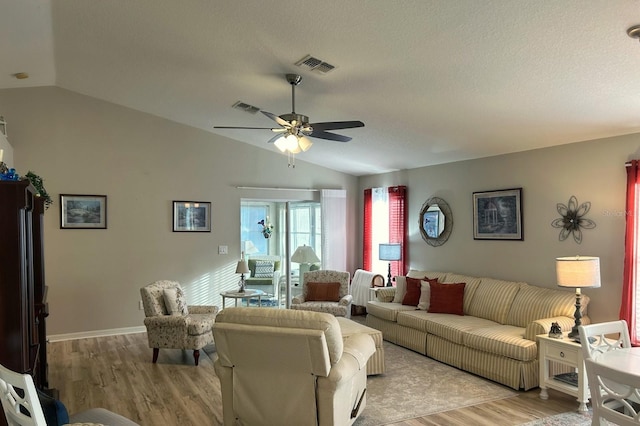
[2, 85, 638, 335]
[359, 135, 640, 324]
[0, 86, 359, 336]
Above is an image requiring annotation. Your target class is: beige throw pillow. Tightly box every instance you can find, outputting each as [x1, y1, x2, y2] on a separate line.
[163, 287, 189, 316]
[417, 281, 431, 310]
[392, 276, 407, 303]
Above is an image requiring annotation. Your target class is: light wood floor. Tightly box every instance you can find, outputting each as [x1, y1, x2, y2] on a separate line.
[47, 332, 580, 426]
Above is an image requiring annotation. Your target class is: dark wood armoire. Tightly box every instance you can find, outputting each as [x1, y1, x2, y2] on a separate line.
[0, 180, 49, 396]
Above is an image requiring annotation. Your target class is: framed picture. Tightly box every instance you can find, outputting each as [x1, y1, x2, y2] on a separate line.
[60, 194, 107, 229]
[472, 188, 523, 240]
[173, 201, 211, 232]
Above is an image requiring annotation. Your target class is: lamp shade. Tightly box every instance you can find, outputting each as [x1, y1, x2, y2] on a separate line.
[235, 259, 250, 274]
[556, 256, 601, 288]
[379, 243, 402, 261]
[291, 245, 320, 264]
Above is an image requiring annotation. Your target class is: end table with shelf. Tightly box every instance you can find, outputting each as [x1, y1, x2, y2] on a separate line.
[538, 333, 589, 412]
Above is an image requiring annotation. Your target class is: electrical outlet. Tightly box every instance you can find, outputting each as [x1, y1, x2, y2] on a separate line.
[218, 245, 228, 255]
[138, 300, 144, 310]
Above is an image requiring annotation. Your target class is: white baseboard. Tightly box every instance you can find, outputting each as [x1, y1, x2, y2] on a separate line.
[48, 326, 146, 343]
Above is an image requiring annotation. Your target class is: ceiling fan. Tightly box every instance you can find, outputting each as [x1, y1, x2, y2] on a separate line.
[215, 74, 364, 156]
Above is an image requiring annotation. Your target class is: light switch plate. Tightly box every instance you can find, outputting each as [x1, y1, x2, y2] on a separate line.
[218, 245, 228, 255]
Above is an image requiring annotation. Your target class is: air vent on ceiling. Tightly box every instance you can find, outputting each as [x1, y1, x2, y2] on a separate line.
[295, 55, 336, 74]
[232, 101, 260, 114]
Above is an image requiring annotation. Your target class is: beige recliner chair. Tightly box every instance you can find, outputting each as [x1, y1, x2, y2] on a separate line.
[213, 307, 375, 426]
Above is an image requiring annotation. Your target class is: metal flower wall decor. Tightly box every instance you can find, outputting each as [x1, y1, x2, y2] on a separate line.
[551, 196, 596, 244]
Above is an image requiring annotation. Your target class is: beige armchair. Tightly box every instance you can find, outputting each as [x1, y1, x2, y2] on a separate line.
[291, 270, 352, 317]
[140, 280, 218, 366]
[213, 307, 375, 426]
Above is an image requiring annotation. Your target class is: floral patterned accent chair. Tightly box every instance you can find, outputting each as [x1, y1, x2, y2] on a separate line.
[140, 280, 219, 366]
[291, 270, 352, 317]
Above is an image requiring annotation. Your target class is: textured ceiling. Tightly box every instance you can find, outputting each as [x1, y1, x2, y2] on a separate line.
[3, 0, 640, 176]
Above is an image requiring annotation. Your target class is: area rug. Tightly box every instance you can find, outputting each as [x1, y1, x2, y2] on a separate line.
[519, 410, 599, 425]
[353, 341, 517, 426]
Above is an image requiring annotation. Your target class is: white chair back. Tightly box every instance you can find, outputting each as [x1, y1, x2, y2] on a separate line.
[0, 364, 47, 426]
[584, 358, 640, 426]
[578, 320, 631, 360]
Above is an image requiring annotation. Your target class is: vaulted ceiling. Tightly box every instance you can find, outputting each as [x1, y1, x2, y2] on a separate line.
[3, 1, 640, 176]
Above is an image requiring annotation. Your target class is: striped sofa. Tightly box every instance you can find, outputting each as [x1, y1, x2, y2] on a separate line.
[365, 270, 590, 390]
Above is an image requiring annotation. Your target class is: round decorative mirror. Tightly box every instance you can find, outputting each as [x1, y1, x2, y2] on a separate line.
[419, 197, 453, 247]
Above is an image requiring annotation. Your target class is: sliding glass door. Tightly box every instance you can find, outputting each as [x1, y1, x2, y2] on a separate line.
[240, 199, 321, 308]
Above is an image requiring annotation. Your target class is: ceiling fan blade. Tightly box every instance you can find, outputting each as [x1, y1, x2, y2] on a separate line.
[261, 111, 291, 128]
[214, 126, 276, 130]
[266, 133, 284, 144]
[310, 121, 364, 131]
[309, 130, 352, 142]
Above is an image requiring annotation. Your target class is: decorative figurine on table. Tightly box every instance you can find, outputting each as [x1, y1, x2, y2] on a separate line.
[548, 322, 563, 339]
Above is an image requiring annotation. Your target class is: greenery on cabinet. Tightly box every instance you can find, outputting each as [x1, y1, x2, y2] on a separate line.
[25, 171, 52, 209]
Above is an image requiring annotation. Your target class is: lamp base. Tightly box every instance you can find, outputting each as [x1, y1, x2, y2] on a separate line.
[238, 274, 246, 293]
[568, 289, 583, 339]
[386, 262, 393, 287]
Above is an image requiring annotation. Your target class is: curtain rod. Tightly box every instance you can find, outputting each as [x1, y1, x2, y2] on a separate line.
[236, 186, 320, 192]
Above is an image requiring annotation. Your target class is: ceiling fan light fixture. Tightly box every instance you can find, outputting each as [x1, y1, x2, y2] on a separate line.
[298, 136, 313, 152]
[285, 134, 301, 153]
[273, 135, 289, 152]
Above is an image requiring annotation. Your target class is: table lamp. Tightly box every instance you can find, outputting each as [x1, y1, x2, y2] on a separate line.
[291, 244, 320, 276]
[556, 256, 601, 338]
[379, 243, 402, 287]
[235, 251, 250, 293]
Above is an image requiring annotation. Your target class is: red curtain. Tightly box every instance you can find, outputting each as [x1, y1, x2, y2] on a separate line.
[363, 188, 373, 271]
[388, 186, 408, 276]
[362, 186, 407, 277]
[621, 160, 640, 345]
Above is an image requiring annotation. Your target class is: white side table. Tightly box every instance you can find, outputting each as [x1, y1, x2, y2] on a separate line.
[538, 333, 589, 412]
[220, 289, 265, 309]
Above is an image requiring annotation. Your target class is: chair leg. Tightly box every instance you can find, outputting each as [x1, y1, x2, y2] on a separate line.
[152, 348, 159, 363]
[193, 349, 200, 366]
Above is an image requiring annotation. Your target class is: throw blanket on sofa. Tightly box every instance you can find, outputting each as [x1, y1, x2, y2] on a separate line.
[351, 269, 380, 307]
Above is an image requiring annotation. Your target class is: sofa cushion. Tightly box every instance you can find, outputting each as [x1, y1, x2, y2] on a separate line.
[306, 282, 341, 302]
[392, 276, 407, 303]
[463, 325, 537, 362]
[466, 278, 524, 324]
[417, 281, 431, 310]
[441, 273, 482, 313]
[397, 310, 498, 344]
[248, 258, 281, 276]
[407, 270, 449, 281]
[366, 301, 417, 322]
[395, 272, 447, 304]
[163, 287, 189, 316]
[428, 282, 465, 315]
[505, 283, 584, 328]
[402, 277, 423, 306]
[253, 260, 274, 278]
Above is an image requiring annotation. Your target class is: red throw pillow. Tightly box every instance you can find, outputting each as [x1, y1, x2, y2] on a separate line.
[428, 282, 466, 315]
[306, 282, 341, 302]
[402, 277, 422, 306]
